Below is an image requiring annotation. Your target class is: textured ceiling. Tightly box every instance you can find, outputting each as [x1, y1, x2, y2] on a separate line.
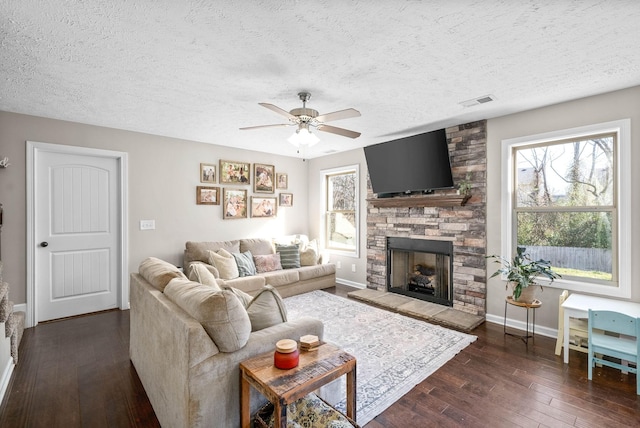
[2, 1, 640, 159]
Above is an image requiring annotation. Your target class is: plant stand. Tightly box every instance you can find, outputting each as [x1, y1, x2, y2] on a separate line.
[504, 296, 541, 345]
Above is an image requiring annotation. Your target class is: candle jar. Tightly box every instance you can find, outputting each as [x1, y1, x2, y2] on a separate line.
[274, 339, 299, 369]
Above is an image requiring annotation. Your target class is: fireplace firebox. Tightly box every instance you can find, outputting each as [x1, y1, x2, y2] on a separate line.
[386, 237, 453, 306]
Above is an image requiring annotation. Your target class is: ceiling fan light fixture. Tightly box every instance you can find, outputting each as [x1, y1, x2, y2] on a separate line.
[288, 127, 320, 147]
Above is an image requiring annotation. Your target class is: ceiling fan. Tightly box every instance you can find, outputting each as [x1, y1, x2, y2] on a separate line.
[239, 92, 361, 145]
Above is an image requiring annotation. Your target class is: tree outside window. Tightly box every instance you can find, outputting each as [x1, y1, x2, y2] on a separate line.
[513, 134, 616, 284]
[324, 166, 358, 255]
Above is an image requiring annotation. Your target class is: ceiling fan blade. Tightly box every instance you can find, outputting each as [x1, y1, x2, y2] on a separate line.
[316, 124, 361, 139]
[315, 108, 361, 123]
[239, 123, 291, 131]
[259, 103, 297, 120]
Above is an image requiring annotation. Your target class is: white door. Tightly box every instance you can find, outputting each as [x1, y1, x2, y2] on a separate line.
[35, 150, 121, 322]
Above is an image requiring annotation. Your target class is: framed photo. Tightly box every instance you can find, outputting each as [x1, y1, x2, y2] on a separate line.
[251, 196, 277, 218]
[279, 193, 293, 207]
[276, 173, 288, 189]
[254, 163, 275, 193]
[196, 186, 220, 205]
[223, 188, 248, 219]
[200, 163, 216, 183]
[220, 160, 250, 185]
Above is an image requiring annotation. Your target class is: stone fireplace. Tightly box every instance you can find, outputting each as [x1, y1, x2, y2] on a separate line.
[366, 121, 487, 316]
[387, 237, 453, 306]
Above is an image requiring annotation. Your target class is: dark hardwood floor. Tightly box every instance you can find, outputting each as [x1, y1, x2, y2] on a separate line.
[1, 285, 639, 427]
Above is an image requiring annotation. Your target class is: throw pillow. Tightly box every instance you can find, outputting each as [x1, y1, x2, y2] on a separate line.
[187, 263, 222, 290]
[164, 279, 251, 352]
[207, 248, 240, 280]
[138, 257, 187, 292]
[253, 253, 283, 273]
[245, 285, 288, 332]
[276, 243, 301, 269]
[232, 251, 257, 277]
[223, 286, 253, 308]
[300, 239, 319, 266]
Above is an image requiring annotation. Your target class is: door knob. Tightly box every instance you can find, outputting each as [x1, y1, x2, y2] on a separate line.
[40, 242, 48, 247]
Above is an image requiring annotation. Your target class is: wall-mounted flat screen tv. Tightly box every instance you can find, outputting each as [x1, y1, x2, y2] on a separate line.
[363, 129, 454, 197]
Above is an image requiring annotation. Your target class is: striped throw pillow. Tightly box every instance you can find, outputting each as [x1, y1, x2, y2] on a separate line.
[275, 243, 300, 269]
[232, 251, 257, 277]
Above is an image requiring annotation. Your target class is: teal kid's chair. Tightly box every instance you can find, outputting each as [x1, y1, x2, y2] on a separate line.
[588, 309, 640, 395]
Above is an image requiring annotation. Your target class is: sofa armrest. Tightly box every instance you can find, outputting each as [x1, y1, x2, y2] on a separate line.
[245, 316, 324, 352]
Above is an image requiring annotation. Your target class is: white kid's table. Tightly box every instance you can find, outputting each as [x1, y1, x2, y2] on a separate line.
[561, 293, 640, 364]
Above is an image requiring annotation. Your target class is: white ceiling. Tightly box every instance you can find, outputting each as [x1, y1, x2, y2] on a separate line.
[2, 1, 640, 159]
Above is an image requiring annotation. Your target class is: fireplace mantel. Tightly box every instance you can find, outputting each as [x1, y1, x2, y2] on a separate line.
[366, 194, 470, 208]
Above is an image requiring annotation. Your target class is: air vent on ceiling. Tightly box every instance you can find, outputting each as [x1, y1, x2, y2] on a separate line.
[459, 94, 496, 108]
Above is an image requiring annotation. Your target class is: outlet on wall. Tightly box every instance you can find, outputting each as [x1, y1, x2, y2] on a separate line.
[336, 261, 341, 269]
[140, 219, 155, 230]
[351, 264, 356, 272]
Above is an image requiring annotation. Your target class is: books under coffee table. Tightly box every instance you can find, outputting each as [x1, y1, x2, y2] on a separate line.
[239, 342, 357, 428]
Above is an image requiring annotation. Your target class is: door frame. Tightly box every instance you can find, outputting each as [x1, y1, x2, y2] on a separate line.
[26, 141, 129, 327]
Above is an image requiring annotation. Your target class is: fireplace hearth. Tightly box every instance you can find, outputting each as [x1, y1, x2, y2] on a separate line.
[386, 237, 453, 306]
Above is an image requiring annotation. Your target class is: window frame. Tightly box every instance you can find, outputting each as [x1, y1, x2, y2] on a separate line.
[321, 164, 360, 258]
[501, 119, 631, 298]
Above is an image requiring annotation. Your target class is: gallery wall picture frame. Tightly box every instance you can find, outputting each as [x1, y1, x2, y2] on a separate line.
[251, 196, 277, 218]
[223, 188, 248, 219]
[196, 186, 220, 205]
[220, 160, 250, 185]
[276, 173, 288, 189]
[254, 163, 275, 193]
[279, 193, 293, 207]
[200, 163, 216, 183]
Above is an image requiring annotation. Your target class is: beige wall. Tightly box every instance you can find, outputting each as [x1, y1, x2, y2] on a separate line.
[308, 149, 368, 287]
[486, 86, 640, 331]
[0, 111, 310, 305]
[309, 85, 640, 331]
[2, 85, 638, 330]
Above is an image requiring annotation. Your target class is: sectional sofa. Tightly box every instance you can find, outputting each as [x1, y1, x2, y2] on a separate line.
[129, 237, 337, 428]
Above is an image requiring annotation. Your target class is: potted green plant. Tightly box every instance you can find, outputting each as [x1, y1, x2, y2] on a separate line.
[487, 246, 561, 303]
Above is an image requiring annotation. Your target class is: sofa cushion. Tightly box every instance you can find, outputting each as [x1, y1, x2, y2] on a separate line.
[261, 269, 300, 286]
[275, 243, 301, 269]
[245, 285, 288, 332]
[184, 240, 241, 265]
[254, 253, 283, 273]
[223, 286, 253, 308]
[208, 249, 240, 280]
[297, 264, 336, 281]
[187, 263, 222, 289]
[138, 257, 187, 292]
[240, 238, 275, 256]
[232, 251, 257, 277]
[164, 278, 251, 352]
[300, 239, 319, 266]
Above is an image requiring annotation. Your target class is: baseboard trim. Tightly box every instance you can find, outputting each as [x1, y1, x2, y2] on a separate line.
[13, 303, 26, 314]
[0, 357, 14, 406]
[335, 278, 366, 289]
[486, 313, 557, 339]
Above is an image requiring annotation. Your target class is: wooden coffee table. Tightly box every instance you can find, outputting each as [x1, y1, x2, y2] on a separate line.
[239, 342, 356, 428]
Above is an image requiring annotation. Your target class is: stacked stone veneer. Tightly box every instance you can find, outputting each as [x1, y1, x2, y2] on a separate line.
[366, 120, 487, 316]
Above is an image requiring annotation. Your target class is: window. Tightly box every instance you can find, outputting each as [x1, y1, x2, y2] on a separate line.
[501, 120, 631, 298]
[322, 165, 359, 256]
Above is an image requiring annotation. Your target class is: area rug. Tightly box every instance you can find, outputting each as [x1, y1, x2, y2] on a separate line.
[284, 291, 477, 426]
